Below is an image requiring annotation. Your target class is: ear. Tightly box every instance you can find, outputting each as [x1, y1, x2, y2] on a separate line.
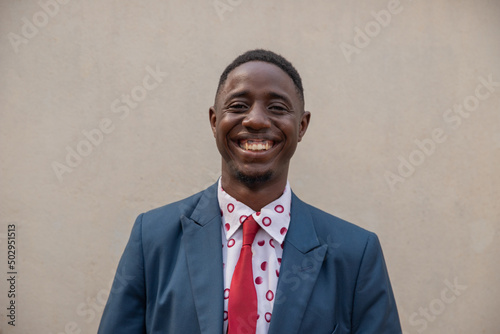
[209, 106, 217, 137]
[297, 111, 311, 142]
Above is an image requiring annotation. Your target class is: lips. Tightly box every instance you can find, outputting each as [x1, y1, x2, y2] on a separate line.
[238, 139, 274, 152]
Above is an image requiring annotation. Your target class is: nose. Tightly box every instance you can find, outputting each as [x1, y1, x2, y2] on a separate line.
[241, 103, 271, 130]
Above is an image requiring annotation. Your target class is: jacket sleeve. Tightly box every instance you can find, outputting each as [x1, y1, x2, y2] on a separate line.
[98, 214, 147, 334]
[351, 233, 402, 333]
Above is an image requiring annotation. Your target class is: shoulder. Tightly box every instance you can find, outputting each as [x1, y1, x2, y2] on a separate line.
[308, 202, 372, 237]
[293, 193, 373, 235]
[292, 193, 378, 255]
[141, 189, 205, 223]
[132, 183, 218, 242]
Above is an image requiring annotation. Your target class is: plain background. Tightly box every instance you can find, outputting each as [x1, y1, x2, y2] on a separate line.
[1, 0, 499, 333]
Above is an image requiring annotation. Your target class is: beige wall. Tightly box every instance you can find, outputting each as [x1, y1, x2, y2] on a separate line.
[1, 0, 499, 333]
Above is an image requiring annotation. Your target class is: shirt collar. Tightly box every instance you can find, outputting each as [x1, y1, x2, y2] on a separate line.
[217, 178, 292, 245]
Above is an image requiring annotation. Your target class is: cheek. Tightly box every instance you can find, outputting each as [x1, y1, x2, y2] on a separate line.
[215, 121, 233, 145]
[282, 120, 301, 137]
[219, 116, 242, 135]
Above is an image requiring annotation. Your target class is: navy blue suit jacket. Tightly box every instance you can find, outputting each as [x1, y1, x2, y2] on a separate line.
[98, 183, 401, 333]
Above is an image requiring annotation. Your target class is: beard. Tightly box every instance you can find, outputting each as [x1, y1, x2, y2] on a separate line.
[235, 170, 273, 187]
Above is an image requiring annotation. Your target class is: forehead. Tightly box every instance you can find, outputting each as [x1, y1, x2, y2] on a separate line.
[218, 61, 300, 103]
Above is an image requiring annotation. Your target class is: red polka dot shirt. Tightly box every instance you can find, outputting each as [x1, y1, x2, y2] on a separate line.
[218, 178, 291, 334]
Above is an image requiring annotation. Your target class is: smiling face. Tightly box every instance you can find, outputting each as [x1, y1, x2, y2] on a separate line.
[210, 61, 310, 189]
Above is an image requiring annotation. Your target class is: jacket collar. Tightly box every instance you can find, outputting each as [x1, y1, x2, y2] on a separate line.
[181, 183, 328, 334]
[181, 183, 224, 334]
[268, 192, 328, 334]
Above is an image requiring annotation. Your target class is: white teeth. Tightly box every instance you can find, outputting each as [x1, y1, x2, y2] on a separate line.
[240, 140, 273, 151]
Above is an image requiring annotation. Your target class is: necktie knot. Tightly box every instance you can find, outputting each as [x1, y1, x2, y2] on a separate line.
[242, 215, 259, 246]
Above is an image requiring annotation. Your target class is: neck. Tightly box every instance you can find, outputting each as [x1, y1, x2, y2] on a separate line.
[221, 174, 288, 212]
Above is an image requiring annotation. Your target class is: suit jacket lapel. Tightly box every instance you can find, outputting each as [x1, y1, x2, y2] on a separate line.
[181, 183, 224, 334]
[268, 193, 328, 334]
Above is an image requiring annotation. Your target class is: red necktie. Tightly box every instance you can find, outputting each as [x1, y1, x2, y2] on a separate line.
[228, 215, 260, 333]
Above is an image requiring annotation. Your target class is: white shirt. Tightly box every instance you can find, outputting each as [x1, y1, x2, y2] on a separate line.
[218, 178, 291, 334]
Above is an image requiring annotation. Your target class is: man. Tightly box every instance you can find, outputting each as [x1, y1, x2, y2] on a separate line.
[98, 49, 402, 333]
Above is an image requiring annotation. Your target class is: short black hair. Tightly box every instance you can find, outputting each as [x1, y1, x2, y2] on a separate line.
[215, 49, 304, 104]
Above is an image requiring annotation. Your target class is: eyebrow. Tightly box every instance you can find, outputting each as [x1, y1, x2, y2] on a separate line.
[224, 90, 293, 106]
[267, 92, 293, 106]
[225, 90, 250, 102]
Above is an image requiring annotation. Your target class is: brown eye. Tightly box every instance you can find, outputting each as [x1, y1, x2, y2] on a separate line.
[268, 104, 289, 114]
[228, 103, 248, 112]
